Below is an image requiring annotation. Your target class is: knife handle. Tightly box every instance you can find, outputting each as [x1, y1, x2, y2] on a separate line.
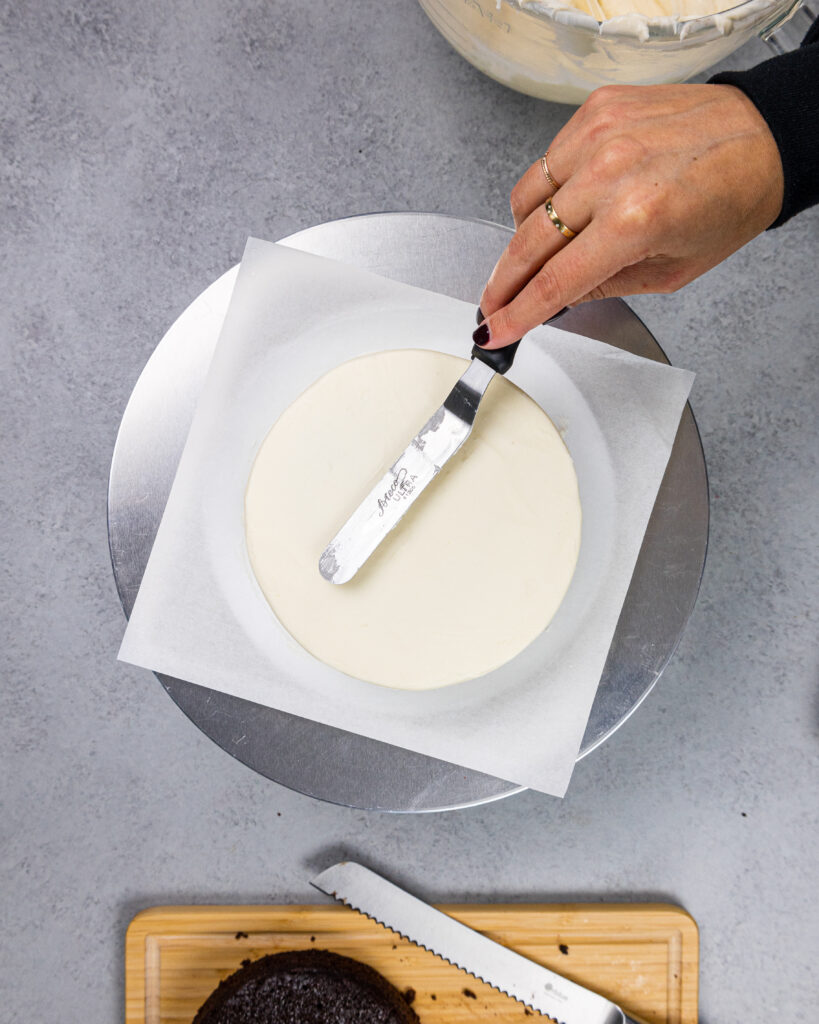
[471, 306, 570, 376]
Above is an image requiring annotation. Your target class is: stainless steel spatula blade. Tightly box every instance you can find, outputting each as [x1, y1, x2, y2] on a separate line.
[319, 354, 497, 584]
[311, 861, 645, 1024]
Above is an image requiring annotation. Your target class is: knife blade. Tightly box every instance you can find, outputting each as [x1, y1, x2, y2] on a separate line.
[318, 337, 520, 585]
[311, 861, 646, 1024]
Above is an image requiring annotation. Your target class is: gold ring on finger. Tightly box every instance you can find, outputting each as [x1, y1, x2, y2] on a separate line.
[540, 151, 561, 191]
[545, 198, 577, 240]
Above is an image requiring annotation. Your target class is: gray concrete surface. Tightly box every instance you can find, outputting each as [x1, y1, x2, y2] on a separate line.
[2, 1, 817, 1021]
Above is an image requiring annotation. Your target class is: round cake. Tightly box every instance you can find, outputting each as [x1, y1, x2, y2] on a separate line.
[244, 349, 581, 689]
[192, 949, 421, 1024]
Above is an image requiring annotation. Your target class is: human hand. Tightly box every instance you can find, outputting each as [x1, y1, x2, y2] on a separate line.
[475, 83, 784, 349]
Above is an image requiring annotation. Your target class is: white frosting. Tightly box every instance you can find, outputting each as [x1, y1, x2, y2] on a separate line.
[244, 349, 582, 690]
[417, 0, 786, 104]
[521, 0, 755, 25]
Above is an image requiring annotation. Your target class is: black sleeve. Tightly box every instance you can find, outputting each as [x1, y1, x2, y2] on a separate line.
[708, 18, 819, 227]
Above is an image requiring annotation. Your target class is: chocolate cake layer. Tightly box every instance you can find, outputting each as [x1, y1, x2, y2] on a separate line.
[192, 949, 420, 1024]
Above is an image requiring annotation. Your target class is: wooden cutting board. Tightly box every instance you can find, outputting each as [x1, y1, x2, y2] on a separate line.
[125, 903, 698, 1024]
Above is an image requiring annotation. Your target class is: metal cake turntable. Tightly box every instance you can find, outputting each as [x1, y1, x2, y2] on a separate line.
[108, 213, 708, 812]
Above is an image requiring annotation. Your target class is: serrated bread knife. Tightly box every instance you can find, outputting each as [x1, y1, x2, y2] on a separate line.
[311, 861, 647, 1024]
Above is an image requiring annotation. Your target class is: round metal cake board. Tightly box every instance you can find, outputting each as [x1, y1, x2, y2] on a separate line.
[108, 213, 708, 813]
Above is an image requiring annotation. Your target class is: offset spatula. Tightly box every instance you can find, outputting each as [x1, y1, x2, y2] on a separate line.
[318, 295, 561, 585]
[311, 861, 647, 1024]
[319, 307, 570, 584]
[318, 336, 518, 585]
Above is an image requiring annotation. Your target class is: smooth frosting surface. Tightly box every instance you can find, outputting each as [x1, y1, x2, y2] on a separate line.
[245, 349, 581, 689]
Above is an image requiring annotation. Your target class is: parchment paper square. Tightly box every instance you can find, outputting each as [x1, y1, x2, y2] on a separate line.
[119, 238, 694, 797]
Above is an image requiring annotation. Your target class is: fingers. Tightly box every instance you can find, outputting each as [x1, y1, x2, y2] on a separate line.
[510, 149, 569, 229]
[480, 86, 684, 347]
[474, 223, 637, 348]
[478, 83, 754, 348]
[481, 187, 591, 320]
[507, 86, 646, 231]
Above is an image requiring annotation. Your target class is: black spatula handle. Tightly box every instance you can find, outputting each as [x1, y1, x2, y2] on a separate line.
[471, 339, 521, 374]
[471, 306, 569, 375]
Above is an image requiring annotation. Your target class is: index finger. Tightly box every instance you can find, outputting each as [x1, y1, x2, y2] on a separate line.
[476, 221, 637, 347]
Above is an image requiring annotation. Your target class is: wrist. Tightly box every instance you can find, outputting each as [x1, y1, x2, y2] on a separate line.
[712, 84, 785, 229]
[709, 39, 819, 227]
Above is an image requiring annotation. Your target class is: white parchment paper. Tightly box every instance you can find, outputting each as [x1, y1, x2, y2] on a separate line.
[119, 238, 694, 797]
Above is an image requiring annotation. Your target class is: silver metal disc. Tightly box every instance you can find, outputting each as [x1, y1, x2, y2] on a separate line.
[107, 213, 708, 812]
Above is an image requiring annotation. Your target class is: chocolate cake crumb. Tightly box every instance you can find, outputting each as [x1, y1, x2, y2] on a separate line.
[240, 958, 251, 968]
[430, 994, 437, 1001]
[463, 987, 477, 999]
[310, 935, 316, 942]
[402, 988, 416, 1005]
[235, 932, 248, 940]
[559, 944, 569, 955]
[524, 1009, 533, 1016]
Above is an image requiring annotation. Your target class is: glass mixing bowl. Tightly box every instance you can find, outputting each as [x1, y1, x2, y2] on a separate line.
[418, 0, 807, 103]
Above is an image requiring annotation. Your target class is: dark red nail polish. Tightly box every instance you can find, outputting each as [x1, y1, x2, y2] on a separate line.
[472, 323, 490, 347]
